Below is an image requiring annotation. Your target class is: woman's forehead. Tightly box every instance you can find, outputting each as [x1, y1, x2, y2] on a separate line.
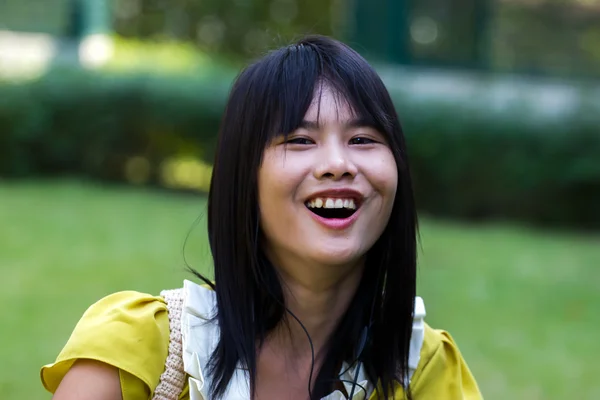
[303, 84, 359, 125]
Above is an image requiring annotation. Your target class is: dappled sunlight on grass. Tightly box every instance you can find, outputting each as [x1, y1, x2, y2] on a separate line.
[101, 36, 229, 76]
[159, 156, 213, 192]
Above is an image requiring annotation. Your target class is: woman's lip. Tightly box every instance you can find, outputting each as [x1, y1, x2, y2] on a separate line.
[306, 207, 360, 230]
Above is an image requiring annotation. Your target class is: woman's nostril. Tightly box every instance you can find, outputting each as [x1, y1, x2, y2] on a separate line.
[318, 171, 355, 180]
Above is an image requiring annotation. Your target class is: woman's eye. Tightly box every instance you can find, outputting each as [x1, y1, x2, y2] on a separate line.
[286, 137, 314, 145]
[349, 137, 376, 145]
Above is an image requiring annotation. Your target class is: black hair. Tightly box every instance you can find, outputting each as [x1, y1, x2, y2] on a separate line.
[198, 35, 417, 399]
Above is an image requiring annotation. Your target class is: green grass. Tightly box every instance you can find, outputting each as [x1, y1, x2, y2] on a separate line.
[1, 180, 598, 399]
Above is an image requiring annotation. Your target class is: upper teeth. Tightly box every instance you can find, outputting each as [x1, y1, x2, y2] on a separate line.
[306, 198, 356, 210]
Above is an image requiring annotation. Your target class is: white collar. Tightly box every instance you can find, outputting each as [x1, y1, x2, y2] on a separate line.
[180, 280, 426, 400]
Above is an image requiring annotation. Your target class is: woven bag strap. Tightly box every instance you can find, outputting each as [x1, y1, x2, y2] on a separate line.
[152, 288, 186, 400]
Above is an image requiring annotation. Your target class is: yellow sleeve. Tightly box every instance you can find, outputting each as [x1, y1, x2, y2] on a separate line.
[40, 291, 171, 400]
[407, 324, 482, 399]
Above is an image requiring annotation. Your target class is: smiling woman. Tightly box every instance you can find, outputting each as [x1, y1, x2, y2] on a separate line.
[259, 84, 398, 271]
[40, 35, 482, 400]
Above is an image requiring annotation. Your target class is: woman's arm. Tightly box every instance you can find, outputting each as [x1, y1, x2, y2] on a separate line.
[52, 359, 122, 400]
[41, 291, 172, 399]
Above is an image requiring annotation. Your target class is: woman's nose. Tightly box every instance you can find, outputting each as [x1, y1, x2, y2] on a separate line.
[313, 144, 358, 181]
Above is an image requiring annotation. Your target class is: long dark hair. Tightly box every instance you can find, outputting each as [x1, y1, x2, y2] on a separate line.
[200, 35, 417, 399]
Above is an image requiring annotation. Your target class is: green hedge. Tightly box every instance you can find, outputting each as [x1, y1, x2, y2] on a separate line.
[1, 66, 599, 229]
[380, 67, 600, 229]
[0, 67, 229, 180]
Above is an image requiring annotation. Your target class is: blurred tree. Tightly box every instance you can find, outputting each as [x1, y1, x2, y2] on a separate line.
[350, 0, 492, 69]
[79, 0, 112, 37]
[491, 0, 600, 78]
[111, 0, 339, 59]
[0, 0, 111, 39]
[2, 0, 599, 77]
[0, 0, 72, 36]
[349, 0, 600, 78]
[407, 0, 492, 69]
[66, 0, 85, 38]
[349, 0, 410, 64]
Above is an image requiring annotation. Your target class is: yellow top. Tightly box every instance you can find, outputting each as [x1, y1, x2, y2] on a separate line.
[41, 290, 482, 399]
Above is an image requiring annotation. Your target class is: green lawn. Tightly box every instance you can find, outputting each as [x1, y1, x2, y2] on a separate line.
[1, 180, 599, 399]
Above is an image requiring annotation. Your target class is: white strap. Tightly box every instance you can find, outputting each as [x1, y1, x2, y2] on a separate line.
[153, 288, 186, 400]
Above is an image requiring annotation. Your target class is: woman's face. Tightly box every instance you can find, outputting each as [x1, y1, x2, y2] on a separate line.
[258, 85, 398, 275]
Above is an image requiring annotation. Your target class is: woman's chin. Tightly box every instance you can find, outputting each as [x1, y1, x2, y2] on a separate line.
[306, 245, 365, 268]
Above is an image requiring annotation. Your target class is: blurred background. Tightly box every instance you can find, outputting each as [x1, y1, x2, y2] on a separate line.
[1, 0, 599, 399]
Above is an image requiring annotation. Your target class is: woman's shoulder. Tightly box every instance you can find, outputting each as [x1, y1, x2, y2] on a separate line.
[80, 289, 170, 319]
[409, 322, 482, 399]
[420, 323, 459, 358]
[41, 289, 173, 397]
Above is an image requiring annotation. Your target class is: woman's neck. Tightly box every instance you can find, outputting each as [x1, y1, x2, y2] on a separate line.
[268, 258, 364, 363]
[254, 252, 365, 399]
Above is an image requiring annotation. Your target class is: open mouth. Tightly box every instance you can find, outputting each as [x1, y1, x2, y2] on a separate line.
[305, 197, 360, 219]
